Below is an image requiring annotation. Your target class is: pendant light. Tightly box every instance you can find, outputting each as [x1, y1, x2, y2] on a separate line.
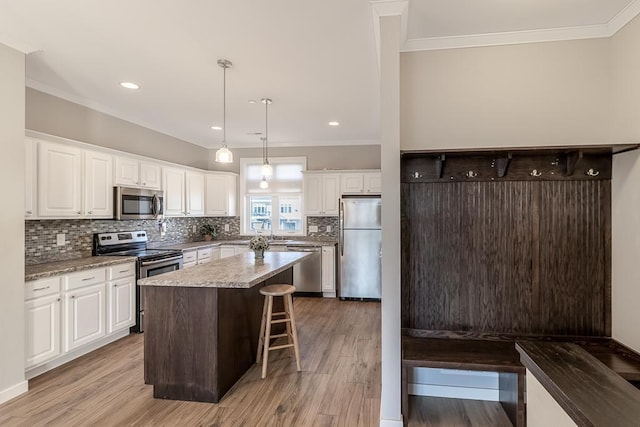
[259, 176, 269, 189]
[214, 59, 233, 163]
[261, 98, 273, 177]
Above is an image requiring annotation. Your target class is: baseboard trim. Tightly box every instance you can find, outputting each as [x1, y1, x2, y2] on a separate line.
[379, 416, 404, 427]
[0, 380, 28, 405]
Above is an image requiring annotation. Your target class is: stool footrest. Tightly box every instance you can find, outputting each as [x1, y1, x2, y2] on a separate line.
[270, 343, 294, 351]
[271, 311, 287, 316]
[270, 333, 289, 339]
[271, 318, 292, 324]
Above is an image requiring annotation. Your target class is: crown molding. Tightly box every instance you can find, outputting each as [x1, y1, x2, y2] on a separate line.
[371, 0, 409, 66]
[402, 0, 640, 52]
[607, 0, 640, 35]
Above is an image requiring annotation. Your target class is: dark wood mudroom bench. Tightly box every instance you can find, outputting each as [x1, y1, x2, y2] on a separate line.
[401, 334, 640, 427]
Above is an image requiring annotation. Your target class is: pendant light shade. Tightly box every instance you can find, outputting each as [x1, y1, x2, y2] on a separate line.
[259, 176, 269, 189]
[215, 59, 233, 164]
[261, 98, 273, 176]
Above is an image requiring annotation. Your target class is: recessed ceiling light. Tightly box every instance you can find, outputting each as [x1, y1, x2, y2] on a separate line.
[248, 100, 257, 104]
[120, 82, 140, 90]
[211, 126, 222, 130]
[328, 121, 340, 126]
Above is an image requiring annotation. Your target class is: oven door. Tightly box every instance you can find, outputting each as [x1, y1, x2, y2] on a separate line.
[137, 255, 183, 332]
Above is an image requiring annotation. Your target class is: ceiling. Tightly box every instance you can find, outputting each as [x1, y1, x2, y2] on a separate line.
[0, 0, 638, 149]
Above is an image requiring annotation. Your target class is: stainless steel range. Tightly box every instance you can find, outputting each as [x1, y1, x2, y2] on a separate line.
[92, 230, 183, 332]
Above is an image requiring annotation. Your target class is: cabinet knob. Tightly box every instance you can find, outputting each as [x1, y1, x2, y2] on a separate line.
[57, 298, 60, 302]
[136, 181, 140, 185]
[26, 210, 32, 215]
[88, 211, 93, 215]
[113, 284, 118, 288]
[143, 182, 146, 186]
[77, 211, 82, 214]
[71, 295, 75, 299]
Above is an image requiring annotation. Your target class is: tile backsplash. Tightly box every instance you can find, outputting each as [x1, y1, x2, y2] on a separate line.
[25, 217, 240, 265]
[26, 215, 338, 265]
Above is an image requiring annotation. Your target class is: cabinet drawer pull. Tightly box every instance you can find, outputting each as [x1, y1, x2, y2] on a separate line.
[57, 298, 60, 302]
[71, 295, 75, 299]
[32, 286, 50, 291]
[82, 276, 95, 281]
[113, 284, 118, 288]
[119, 269, 129, 273]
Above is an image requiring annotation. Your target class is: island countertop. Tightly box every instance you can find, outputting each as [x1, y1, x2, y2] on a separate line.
[138, 251, 311, 289]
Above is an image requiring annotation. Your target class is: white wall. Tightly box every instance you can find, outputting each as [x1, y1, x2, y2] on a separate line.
[610, 13, 640, 354]
[401, 38, 611, 151]
[26, 88, 211, 170]
[526, 370, 578, 427]
[0, 43, 27, 403]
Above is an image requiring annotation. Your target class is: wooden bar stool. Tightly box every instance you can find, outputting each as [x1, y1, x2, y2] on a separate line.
[256, 284, 301, 379]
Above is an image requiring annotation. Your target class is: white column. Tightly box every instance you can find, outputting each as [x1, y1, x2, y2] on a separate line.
[0, 42, 27, 403]
[374, 1, 407, 424]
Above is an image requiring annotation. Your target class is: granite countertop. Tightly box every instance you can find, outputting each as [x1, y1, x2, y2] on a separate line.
[138, 251, 311, 289]
[25, 256, 137, 282]
[153, 239, 337, 252]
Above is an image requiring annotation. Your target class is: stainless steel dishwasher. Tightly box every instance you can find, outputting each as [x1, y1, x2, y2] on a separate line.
[286, 245, 322, 295]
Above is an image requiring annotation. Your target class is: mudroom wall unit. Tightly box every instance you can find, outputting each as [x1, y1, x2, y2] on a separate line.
[400, 147, 634, 338]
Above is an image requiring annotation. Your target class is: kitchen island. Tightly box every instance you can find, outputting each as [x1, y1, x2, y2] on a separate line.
[138, 251, 310, 403]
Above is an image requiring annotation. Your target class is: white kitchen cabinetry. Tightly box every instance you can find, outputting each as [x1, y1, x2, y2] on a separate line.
[303, 173, 340, 216]
[322, 246, 336, 297]
[107, 264, 135, 333]
[114, 156, 162, 190]
[37, 141, 113, 218]
[64, 282, 107, 352]
[340, 171, 381, 195]
[197, 247, 212, 264]
[25, 138, 37, 219]
[219, 245, 249, 259]
[183, 250, 198, 268]
[205, 173, 237, 216]
[183, 246, 220, 268]
[38, 141, 83, 217]
[83, 150, 113, 218]
[24, 277, 62, 368]
[186, 172, 205, 216]
[163, 168, 205, 217]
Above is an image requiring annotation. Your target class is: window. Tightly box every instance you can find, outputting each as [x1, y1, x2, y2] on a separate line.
[240, 157, 306, 235]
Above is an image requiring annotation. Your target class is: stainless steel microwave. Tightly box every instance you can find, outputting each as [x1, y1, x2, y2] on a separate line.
[114, 186, 164, 220]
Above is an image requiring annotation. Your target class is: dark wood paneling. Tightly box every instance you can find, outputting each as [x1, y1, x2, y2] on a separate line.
[401, 155, 611, 336]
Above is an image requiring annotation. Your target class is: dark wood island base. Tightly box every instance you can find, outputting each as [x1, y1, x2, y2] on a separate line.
[141, 256, 298, 403]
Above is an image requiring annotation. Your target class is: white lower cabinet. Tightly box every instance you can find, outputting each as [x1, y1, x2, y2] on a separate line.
[25, 293, 61, 368]
[64, 282, 106, 352]
[321, 246, 336, 296]
[220, 246, 236, 259]
[108, 277, 135, 333]
[25, 262, 135, 377]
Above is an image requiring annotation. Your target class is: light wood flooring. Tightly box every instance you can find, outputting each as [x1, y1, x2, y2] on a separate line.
[0, 297, 511, 426]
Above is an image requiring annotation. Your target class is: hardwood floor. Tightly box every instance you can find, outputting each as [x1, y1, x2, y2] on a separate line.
[1, 297, 512, 426]
[0, 298, 380, 426]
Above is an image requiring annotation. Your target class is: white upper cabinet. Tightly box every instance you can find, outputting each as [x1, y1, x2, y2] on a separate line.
[363, 173, 382, 194]
[25, 138, 37, 219]
[114, 156, 161, 190]
[163, 167, 186, 216]
[186, 171, 205, 216]
[205, 173, 237, 216]
[83, 150, 113, 218]
[303, 173, 340, 216]
[38, 141, 83, 217]
[340, 171, 381, 195]
[37, 141, 114, 218]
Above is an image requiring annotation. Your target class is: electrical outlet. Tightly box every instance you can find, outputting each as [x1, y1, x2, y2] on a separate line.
[224, 224, 230, 232]
[192, 225, 197, 233]
[56, 233, 65, 246]
[326, 225, 332, 232]
[161, 222, 167, 236]
[309, 225, 318, 233]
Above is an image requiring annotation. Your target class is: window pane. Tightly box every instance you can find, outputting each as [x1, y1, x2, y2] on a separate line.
[278, 196, 302, 232]
[249, 196, 272, 231]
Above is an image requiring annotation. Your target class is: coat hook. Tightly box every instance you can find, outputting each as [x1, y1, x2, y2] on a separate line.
[530, 169, 542, 177]
[411, 171, 422, 179]
[465, 170, 478, 178]
[585, 168, 600, 177]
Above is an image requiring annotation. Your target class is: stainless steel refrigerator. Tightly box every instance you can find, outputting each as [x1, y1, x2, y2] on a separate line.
[339, 196, 382, 300]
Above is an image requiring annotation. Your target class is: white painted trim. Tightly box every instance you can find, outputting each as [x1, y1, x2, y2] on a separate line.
[0, 34, 39, 54]
[409, 383, 499, 402]
[403, 24, 609, 52]
[371, 1, 409, 68]
[402, 0, 640, 52]
[379, 417, 404, 427]
[25, 329, 129, 380]
[0, 380, 28, 405]
[608, 0, 640, 35]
